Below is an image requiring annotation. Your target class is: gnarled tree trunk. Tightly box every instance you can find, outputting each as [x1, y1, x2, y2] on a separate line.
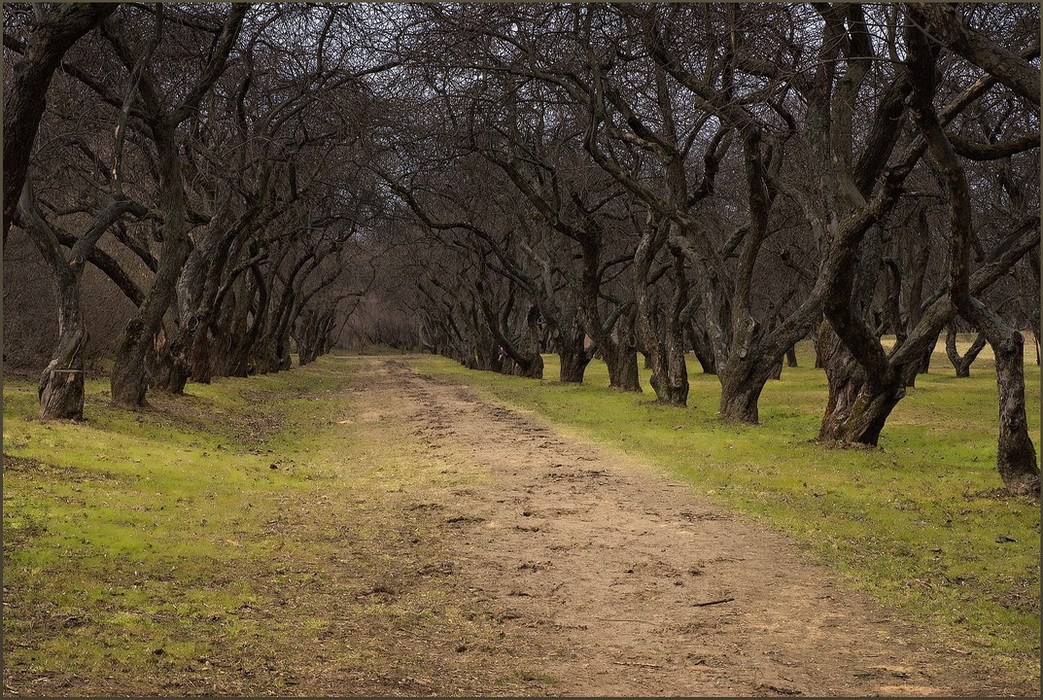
[993, 333, 1039, 494]
[816, 318, 906, 445]
[660, 249, 691, 404]
[945, 325, 987, 377]
[110, 122, 191, 407]
[687, 321, 717, 374]
[918, 335, 938, 376]
[37, 283, 87, 420]
[813, 325, 826, 369]
[505, 352, 544, 379]
[18, 182, 140, 419]
[146, 325, 186, 394]
[718, 362, 769, 423]
[634, 229, 687, 405]
[769, 360, 783, 381]
[108, 6, 246, 406]
[557, 329, 593, 383]
[817, 356, 906, 445]
[906, 17, 1039, 495]
[601, 321, 641, 392]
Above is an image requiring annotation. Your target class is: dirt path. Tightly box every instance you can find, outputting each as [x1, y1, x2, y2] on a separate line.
[342, 356, 1016, 697]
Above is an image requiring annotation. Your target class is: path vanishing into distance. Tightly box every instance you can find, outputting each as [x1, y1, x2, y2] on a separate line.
[318, 357, 1015, 697]
[5, 355, 1032, 697]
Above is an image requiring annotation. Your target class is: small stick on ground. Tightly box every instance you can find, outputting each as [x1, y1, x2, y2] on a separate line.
[693, 597, 735, 607]
[611, 661, 663, 669]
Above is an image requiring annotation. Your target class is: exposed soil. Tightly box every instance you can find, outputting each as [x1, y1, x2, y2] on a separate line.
[335, 357, 1027, 697]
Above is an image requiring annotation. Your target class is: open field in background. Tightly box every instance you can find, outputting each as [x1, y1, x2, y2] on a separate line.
[407, 337, 1041, 684]
[880, 332, 1041, 368]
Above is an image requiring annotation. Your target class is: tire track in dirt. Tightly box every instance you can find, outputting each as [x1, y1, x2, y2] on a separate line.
[352, 357, 1021, 697]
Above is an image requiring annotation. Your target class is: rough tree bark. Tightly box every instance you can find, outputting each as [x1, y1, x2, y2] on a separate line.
[991, 334, 1039, 494]
[687, 321, 717, 374]
[819, 222, 886, 439]
[110, 122, 192, 406]
[17, 182, 139, 419]
[522, 241, 593, 383]
[634, 220, 688, 405]
[556, 328, 594, 383]
[108, 6, 247, 407]
[717, 356, 778, 424]
[662, 247, 691, 403]
[602, 309, 641, 392]
[809, 2, 1038, 444]
[907, 209, 933, 384]
[576, 235, 640, 391]
[816, 322, 905, 445]
[907, 14, 1039, 494]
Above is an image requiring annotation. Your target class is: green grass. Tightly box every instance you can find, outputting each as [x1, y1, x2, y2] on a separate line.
[3, 341, 1039, 690]
[1, 363, 360, 691]
[407, 340, 1041, 684]
[2, 358, 557, 696]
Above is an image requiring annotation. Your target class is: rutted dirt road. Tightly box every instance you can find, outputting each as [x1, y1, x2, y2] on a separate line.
[343, 357, 1014, 696]
[4, 356, 1027, 697]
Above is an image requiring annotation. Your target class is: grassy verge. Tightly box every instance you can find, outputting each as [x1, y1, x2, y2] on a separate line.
[2, 358, 544, 696]
[407, 340, 1041, 685]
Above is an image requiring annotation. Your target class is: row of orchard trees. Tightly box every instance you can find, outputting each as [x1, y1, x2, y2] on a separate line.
[3, 4, 390, 418]
[370, 3, 1041, 494]
[3, 3, 1039, 494]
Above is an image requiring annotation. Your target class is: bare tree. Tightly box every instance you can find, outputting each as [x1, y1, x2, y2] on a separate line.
[3, 2, 116, 242]
[16, 181, 144, 418]
[906, 12, 1039, 494]
[96, 4, 248, 407]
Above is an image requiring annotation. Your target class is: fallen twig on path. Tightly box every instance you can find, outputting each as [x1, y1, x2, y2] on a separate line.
[611, 660, 663, 669]
[692, 597, 734, 607]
